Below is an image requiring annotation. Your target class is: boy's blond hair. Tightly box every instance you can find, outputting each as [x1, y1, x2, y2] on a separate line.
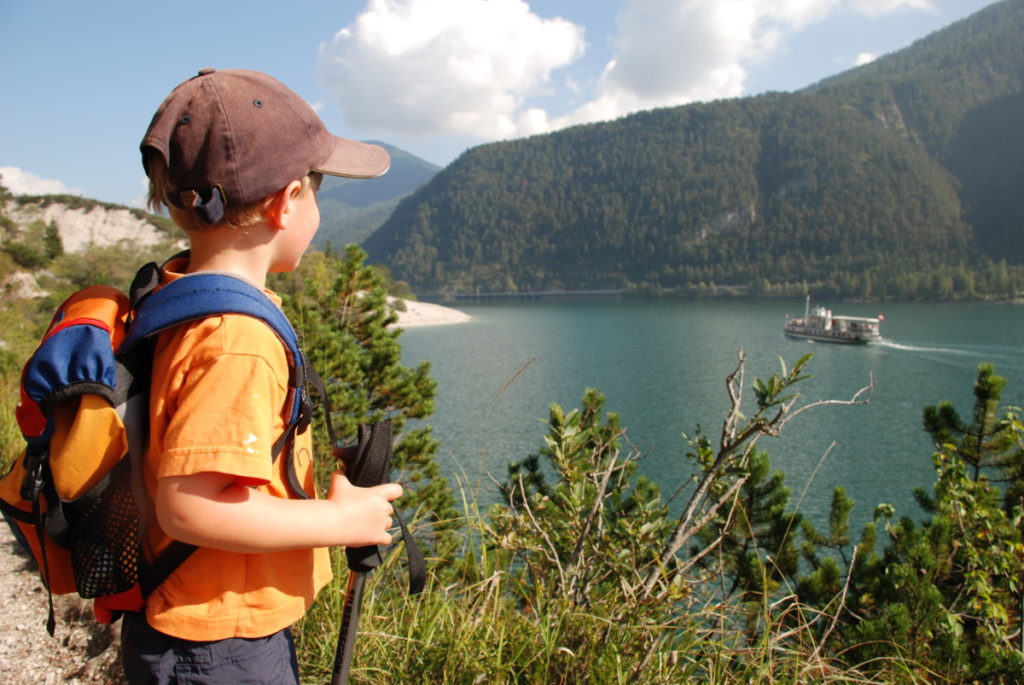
[144, 148, 321, 232]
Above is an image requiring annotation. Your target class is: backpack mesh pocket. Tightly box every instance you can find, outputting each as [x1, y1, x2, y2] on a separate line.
[62, 458, 142, 598]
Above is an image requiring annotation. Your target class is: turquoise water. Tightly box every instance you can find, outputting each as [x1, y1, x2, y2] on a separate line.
[400, 299, 1024, 530]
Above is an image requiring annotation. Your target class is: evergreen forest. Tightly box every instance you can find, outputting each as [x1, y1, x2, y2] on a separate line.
[364, 0, 1024, 300]
[314, 142, 441, 249]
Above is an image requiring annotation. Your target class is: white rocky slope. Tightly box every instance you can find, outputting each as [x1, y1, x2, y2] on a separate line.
[4, 199, 170, 253]
[1, 197, 470, 326]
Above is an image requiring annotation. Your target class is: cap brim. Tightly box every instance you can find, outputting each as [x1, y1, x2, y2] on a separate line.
[315, 137, 391, 179]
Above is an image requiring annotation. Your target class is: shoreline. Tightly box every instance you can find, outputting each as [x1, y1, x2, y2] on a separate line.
[390, 298, 472, 328]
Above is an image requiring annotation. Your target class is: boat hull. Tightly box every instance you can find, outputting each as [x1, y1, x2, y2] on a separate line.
[783, 327, 878, 344]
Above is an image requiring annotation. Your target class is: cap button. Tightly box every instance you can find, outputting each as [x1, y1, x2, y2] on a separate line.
[197, 67, 216, 76]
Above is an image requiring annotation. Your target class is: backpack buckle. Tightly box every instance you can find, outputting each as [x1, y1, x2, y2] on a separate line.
[19, 446, 48, 502]
[297, 396, 313, 434]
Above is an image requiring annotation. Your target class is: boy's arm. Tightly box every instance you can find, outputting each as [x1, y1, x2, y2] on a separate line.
[155, 471, 401, 553]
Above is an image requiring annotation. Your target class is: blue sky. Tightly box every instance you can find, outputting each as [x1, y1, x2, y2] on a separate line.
[0, 0, 997, 207]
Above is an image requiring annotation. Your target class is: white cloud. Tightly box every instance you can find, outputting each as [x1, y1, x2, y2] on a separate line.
[0, 166, 81, 196]
[854, 51, 879, 66]
[848, 0, 933, 18]
[318, 0, 938, 147]
[559, 0, 931, 128]
[130, 175, 153, 211]
[317, 0, 585, 141]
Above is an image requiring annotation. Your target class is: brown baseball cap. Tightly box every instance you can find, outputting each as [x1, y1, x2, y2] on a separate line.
[141, 67, 390, 223]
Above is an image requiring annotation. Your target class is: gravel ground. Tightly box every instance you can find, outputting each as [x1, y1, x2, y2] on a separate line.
[0, 523, 125, 683]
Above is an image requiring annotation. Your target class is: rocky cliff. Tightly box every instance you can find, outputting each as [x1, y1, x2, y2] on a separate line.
[4, 198, 174, 253]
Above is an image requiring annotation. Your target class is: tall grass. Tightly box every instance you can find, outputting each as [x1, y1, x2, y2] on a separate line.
[294, 487, 922, 684]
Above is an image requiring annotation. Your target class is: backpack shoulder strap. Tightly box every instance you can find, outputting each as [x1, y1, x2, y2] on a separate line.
[125, 271, 313, 502]
[122, 272, 309, 431]
[123, 272, 301, 368]
[125, 271, 315, 596]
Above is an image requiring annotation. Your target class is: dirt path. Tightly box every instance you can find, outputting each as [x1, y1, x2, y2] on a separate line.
[0, 523, 124, 683]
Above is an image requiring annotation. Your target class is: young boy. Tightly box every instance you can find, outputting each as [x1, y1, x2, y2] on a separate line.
[123, 67, 402, 683]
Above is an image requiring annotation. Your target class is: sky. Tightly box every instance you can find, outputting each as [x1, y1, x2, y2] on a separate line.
[0, 0, 999, 208]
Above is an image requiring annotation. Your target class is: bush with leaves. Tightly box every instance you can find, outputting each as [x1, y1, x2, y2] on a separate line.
[485, 352, 877, 681]
[795, 363, 1024, 682]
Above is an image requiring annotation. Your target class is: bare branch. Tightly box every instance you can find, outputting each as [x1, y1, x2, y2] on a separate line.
[817, 545, 859, 656]
[642, 473, 750, 597]
[779, 375, 874, 431]
[721, 349, 746, 448]
[514, 478, 567, 590]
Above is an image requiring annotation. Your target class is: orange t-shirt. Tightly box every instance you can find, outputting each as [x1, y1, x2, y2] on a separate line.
[141, 263, 331, 640]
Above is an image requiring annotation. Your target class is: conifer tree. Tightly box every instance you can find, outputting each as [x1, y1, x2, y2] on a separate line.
[272, 245, 459, 544]
[827, 364, 1024, 680]
[922, 362, 1022, 489]
[494, 389, 674, 619]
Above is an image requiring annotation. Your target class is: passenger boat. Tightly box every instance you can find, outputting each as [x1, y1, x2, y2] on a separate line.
[783, 295, 882, 344]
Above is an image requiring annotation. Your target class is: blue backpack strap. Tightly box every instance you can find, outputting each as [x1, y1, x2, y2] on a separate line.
[124, 273, 314, 502]
[126, 271, 320, 599]
[122, 273, 308, 432]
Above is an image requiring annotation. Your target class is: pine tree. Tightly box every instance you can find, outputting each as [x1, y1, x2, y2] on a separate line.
[922, 362, 1023, 501]
[839, 364, 1024, 680]
[271, 246, 459, 545]
[494, 389, 673, 615]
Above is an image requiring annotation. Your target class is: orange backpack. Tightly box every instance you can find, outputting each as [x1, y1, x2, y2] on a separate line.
[0, 262, 313, 634]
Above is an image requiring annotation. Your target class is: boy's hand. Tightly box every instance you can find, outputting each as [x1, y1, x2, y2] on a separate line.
[326, 472, 403, 548]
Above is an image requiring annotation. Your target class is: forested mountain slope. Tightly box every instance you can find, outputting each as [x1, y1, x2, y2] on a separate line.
[364, 0, 1024, 298]
[314, 143, 440, 249]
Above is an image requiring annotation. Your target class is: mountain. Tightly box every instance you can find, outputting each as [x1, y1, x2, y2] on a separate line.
[364, 0, 1024, 299]
[313, 142, 440, 249]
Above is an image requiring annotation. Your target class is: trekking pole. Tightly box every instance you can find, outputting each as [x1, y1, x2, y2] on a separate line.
[331, 545, 379, 684]
[311, 371, 424, 684]
[332, 571, 365, 683]
[330, 423, 393, 685]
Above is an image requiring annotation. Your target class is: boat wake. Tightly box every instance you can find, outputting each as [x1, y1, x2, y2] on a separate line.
[876, 339, 967, 355]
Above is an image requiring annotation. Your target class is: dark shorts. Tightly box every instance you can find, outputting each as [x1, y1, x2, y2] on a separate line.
[120, 611, 300, 684]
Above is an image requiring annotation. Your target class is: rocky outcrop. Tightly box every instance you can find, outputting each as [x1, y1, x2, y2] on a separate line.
[4, 200, 171, 253]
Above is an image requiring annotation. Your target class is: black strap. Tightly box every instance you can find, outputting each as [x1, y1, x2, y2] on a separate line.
[394, 508, 427, 595]
[0, 497, 34, 524]
[33, 498, 57, 636]
[340, 423, 426, 595]
[305, 364, 340, 453]
[139, 540, 198, 598]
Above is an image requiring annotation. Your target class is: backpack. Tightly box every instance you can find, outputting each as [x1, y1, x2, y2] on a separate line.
[0, 258, 315, 635]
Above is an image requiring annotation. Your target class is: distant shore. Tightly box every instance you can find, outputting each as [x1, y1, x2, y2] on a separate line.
[390, 297, 472, 328]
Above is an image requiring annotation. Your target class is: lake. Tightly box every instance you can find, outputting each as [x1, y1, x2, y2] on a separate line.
[400, 299, 1024, 531]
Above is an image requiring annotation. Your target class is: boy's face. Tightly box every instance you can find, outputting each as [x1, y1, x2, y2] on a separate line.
[272, 177, 321, 273]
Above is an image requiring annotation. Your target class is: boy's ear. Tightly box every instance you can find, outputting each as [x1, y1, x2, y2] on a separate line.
[264, 180, 304, 230]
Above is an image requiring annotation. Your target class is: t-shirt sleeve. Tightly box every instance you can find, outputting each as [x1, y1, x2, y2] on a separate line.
[157, 351, 287, 485]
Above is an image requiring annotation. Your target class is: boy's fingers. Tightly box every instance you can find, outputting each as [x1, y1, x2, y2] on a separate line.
[330, 472, 402, 502]
[378, 483, 404, 501]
